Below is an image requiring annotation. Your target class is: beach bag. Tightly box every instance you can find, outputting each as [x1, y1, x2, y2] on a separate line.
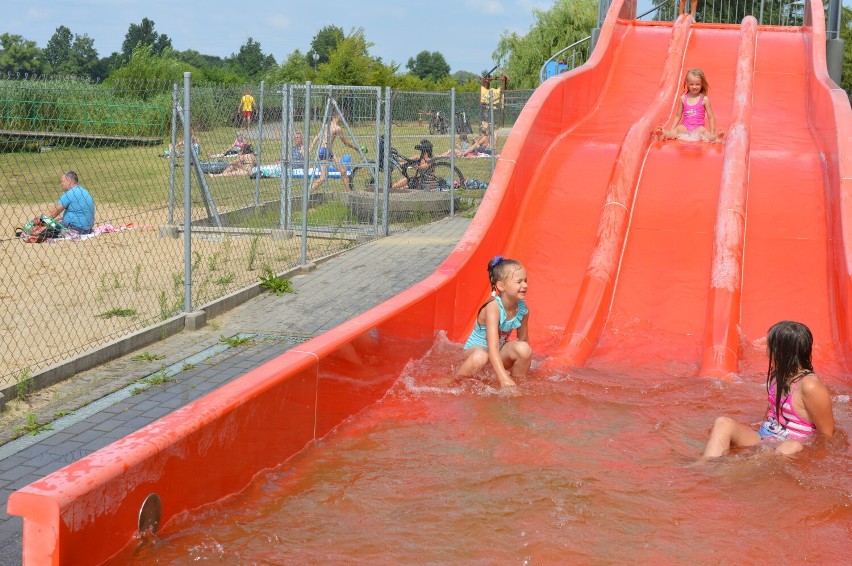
[17, 216, 63, 243]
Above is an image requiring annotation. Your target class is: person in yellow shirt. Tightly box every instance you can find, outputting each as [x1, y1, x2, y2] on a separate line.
[238, 89, 256, 128]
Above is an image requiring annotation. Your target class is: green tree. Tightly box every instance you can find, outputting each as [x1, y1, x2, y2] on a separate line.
[175, 49, 226, 69]
[43, 26, 73, 71]
[70, 34, 99, 78]
[406, 51, 451, 81]
[840, 6, 852, 94]
[368, 59, 402, 87]
[109, 45, 205, 85]
[91, 52, 122, 81]
[317, 28, 374, 86]
[0, 33, 45, 75]
[269, 50, 311, 82]
[494, 0, 597, 88]
[308, 25, 344, 67]
[43, 26, 99, 77]
[121, 18, 172, 61]
[230, 37, 276, 79]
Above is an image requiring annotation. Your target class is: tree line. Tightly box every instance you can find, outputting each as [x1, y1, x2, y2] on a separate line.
[1, 1, 848, 93]
[0, 20, 483, 91]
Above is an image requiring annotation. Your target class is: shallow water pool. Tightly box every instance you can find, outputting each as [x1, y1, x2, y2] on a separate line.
[111, 335, 852, 564]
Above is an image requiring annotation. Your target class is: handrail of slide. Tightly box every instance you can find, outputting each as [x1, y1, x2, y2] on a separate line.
[543, 13, 693, 370]
[698, 16, 758, 377]
[801, 0, 852, 369]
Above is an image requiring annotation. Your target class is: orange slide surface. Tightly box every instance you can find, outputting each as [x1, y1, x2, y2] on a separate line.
[8, 0, 851, 563]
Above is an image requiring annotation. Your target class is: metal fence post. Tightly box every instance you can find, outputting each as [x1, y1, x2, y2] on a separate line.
[373, 87, 382, 235]
[182, 72, 193, 313]
[168, 83, 177, 224]
[254, 80, 265, 208]
[450, 87, 456, 216]
[301, 82, 311, 264]
[281, 84, 290, 230]
[489, 88, 496, 176]
[382, 87, 392, 236]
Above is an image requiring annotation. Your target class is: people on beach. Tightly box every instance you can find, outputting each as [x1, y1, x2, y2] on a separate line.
[655, 68, 723, 143]
[310, 113, 359, 191]
[438, 133, 472, 157]
[41, 170, 96, 234]
[392, 139, 433, 190]
[210, 144, 256, 177]
[238, 89, 256, 129]
[290, 130, 305, 162]
[464, 124, 497, 156]
[701, 321, 836, 458]
[212, 132, 247, 158]
[454, 256, 532, 389]
[163, 134, 201, 159]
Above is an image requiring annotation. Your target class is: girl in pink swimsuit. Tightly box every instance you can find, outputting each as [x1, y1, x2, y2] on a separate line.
[701, 321, 836, 458]
[655, 68, 723, 142]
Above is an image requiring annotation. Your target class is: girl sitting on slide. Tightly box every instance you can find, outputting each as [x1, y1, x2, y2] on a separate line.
[655, 68, 723, 143]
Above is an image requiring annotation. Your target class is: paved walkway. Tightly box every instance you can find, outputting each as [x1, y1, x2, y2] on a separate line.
[0, 216, 471, 566]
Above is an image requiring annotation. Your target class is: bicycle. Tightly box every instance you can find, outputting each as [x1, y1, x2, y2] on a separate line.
[455, 110, 473, 134]
[427, 109, 448, 135]
[349, 140, 465, 192]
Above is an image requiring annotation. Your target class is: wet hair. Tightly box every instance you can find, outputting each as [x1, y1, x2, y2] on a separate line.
[477, 255, 524, 316]
[684, 68, 709, 95]
[766, 320, 813, 420]
[63, 170, 78, 184]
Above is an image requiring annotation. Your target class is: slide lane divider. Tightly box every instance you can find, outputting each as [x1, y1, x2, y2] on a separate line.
[698, 16, 758, 377]
[544, 14, 693, 370]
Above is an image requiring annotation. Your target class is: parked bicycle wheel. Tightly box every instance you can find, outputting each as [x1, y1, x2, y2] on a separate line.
[455, 112, 473, 134]
[413, 161, 465, 191]
[349, 165, 377, 191]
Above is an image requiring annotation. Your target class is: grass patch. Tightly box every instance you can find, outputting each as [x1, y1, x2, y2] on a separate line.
[131, 352, 166, 362]
[215, 273, 236, 287]
[54, 410, 72, 417]
[143, 367, 176, 386]
[95, 307, 137, 319]
[220, 334, 253, 347]
[180, 362, 196, 371]
[259, 269, 295, 296]
[246, 234, 261, 271]
[16, 369, 34, 402]
[14, 414, 52, 436]
[291, 200, 354, 227]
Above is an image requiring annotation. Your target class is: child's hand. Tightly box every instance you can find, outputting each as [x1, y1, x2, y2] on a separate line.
[497, 373, 518, 389]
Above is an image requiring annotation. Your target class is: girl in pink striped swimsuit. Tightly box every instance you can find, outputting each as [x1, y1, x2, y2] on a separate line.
[655, 68, 723, 143]
[701, 321, 836, 458]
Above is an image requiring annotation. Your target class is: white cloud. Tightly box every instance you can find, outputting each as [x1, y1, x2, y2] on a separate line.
[466, 0, 504, 15]
[268, 14, 291, 29]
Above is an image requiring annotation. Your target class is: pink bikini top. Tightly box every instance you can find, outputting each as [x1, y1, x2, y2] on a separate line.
[766, 375, 817, 440]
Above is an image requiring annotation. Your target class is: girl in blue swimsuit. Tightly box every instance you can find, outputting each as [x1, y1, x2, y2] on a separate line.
[455, 256, 532, 389]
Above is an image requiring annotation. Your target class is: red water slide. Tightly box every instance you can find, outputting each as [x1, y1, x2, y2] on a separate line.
[8, 0, 851, 563]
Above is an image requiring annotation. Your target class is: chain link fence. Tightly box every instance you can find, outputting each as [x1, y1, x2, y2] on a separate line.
[0, 76, 518, 393]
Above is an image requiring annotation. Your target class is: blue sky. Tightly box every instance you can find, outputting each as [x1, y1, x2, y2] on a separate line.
[10, 0, 559, 75]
